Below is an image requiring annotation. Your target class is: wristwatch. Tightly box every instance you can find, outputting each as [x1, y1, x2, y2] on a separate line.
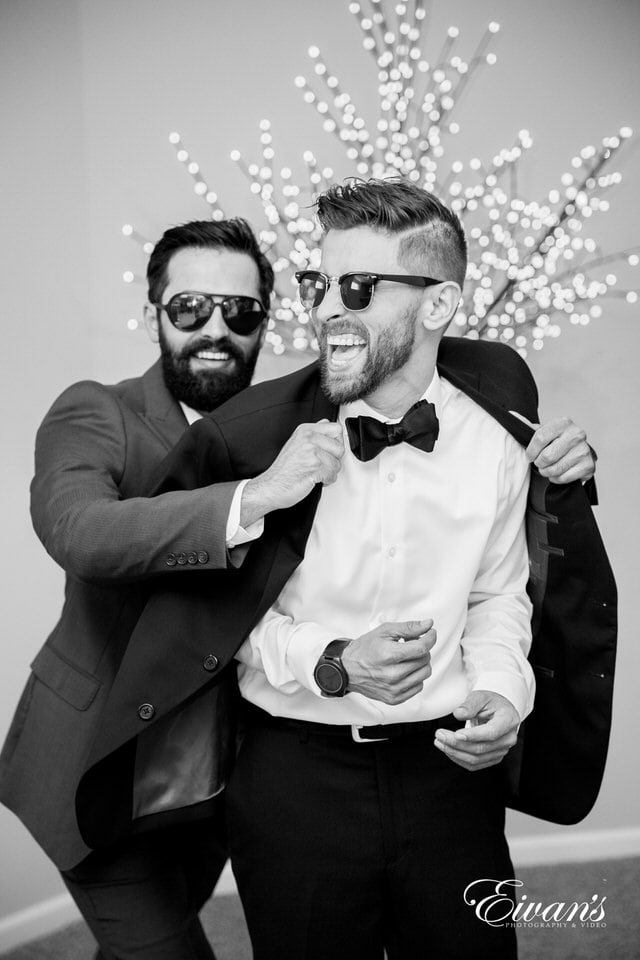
[313, 639, 351, 697]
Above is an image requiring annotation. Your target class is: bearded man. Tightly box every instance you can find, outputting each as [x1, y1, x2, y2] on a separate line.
[142, 181, 604, 960]
[0, 218, 348, 960]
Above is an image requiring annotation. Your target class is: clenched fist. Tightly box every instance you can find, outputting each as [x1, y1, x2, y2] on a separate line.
[342, 619, 436, 705]
[241, 420, 345, 523]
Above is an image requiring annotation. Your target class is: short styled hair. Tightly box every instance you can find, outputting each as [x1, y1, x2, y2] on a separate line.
[315, 178, 467, 288]
[146, 218, 274, 310]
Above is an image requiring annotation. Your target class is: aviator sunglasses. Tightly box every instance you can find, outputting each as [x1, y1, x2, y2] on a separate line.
[155, 292, 267, 335]
[295, 271, 444, 313]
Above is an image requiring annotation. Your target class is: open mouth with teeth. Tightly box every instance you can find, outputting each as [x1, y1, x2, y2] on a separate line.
[191, 348, 233, 367]
[326, 333, 368, 369]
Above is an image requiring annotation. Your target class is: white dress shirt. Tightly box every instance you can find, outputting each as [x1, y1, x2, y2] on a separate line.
[236, 372, 535, 725]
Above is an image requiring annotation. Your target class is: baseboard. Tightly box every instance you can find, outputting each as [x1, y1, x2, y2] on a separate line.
[1, 828, 639, 952]
[0, 893, 82, 953]
[509, 826, 640, 867]
[0, 865, 239, 953]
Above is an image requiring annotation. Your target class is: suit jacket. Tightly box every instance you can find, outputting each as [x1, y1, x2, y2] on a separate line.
[82, 336, 613, 835]
[0, 361, 240, 869]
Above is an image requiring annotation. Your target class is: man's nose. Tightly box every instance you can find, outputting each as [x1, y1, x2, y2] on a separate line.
[314, 278, 345, 324]
[199, 303, 228, 338]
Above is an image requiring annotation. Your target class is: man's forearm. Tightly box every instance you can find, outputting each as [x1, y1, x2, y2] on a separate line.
[239, 473, 286, 530]
[35, 485, 237, 583]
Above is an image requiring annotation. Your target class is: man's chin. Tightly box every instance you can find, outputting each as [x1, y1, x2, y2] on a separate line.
[320, 364, 366, 405]
[190, 368, 247, 410]
[164, 360, 254, 412]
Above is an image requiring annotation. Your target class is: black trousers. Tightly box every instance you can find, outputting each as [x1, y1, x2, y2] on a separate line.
[62, 814, 226, 960]
[227, 715, 517, 960]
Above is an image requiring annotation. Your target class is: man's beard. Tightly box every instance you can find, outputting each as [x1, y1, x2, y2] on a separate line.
[317, 303, 417, 404]
[159, 328, 261, 413]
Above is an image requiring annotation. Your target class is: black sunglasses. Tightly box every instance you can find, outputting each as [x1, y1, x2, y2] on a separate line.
[155, 292, 267, 336]
[295, 271, 444, 313]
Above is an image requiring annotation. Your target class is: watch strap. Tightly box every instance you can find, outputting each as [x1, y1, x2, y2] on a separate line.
[323, 638, 351, 661]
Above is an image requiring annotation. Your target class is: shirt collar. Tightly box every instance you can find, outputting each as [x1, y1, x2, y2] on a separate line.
[180, 402, 202, 425]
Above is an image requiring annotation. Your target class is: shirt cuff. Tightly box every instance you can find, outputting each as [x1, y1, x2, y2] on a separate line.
[470, 669, 536, 722]
[285, 623, 340, 696]
[226, 479, 265, 548]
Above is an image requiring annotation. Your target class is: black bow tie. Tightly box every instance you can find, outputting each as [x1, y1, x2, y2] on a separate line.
[345, 399, 440, 462]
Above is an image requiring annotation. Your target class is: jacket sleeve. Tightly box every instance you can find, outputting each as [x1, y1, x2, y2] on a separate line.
[30, 382, 238, 584]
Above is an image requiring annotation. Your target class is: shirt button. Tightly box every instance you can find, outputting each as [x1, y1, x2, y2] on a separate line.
[197, 551, 209, 565]
[176, 552, 187, 565]
[187, 552, 198, 565]
[203, 654, 219, 672]
[138, 703, 155, 721]
[165, 554, 177, 567]
[388, 547, 396, 558]
[387, 472, 396, 483]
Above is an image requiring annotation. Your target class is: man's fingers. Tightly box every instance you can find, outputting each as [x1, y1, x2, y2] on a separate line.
[275, 423, 346, 488]
[509, 410, 542, 459]
[293, 424, 344, 460]
[436, 728, 493, 749]
[433, 739, 507, 770]
[290, 421, 344, 446]
[535, 443, 594, 482]
[531, 436, 576, 470]
[458, 721, 515, 744]
[534, 433, 587, 469]
[381, 619, 434, 641]
[436, 723, 516, 749]
[312, 429, 345, 456]
[525, 422, 564, 461]
[312, 420, 344, 440]
[546, 462, 594, 485]
[435, 728, 515, 757]
[391, 658, 433, 684]
[378, 629, 437, 664]
[316, 454, 343, 486]
[525, 418, 585, 464]
[384, 672, 431, 704]
[313, 436, 345, 461]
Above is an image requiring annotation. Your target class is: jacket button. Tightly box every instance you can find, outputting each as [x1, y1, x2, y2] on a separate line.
[138, 703, 155, 721]
[197, 551, 209, 564]
[203, 654, 219, 672]
[187, 552, 198, 565]
[165, 554, 177, 567]
[176, 552, 187, 565]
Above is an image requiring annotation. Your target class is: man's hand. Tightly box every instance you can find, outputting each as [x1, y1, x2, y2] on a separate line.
[511, 413, 595, 484]
[240, 421, 345, 525]
[434, 690, 520, 771]
[341, 619, 436, 705]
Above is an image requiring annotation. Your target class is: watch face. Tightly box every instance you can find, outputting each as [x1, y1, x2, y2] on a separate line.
[315, 661, 345, 695]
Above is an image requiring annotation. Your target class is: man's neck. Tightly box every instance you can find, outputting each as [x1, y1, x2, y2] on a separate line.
[361, 351, 438, 419]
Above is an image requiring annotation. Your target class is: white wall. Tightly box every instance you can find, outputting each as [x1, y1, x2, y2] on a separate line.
[1, 0, 639, 926]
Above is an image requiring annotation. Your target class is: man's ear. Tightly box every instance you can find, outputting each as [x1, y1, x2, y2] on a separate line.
[143, 303, 160, 344]
[420, 281, 462, 332]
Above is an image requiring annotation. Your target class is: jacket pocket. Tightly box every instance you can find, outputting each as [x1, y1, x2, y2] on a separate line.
[31, 644, 101, 711]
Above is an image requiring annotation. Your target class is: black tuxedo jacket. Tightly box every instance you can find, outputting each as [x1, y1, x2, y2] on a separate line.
[77, 338, 616, 844]
[0, 361, 239, 869]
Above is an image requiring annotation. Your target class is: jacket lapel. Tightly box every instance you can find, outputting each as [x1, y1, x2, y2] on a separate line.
[254, 377, 339, 621]
[437, 359, 534, 447]
[138, 360, 188, 450]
